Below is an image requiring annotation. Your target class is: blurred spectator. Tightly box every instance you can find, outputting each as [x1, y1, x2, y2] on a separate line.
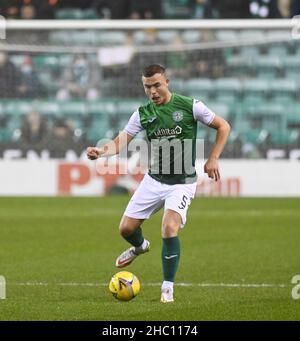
[277, 0, 291, 17]
[291, 0, 300, 16]
[0, 52, 24, 98]
[1, 0, 19, 19]
[5, 7, 19, 19]
[216, 0, 250, 18]
[192, 0, 215, 19]
[22, 0, 56, 19]
[19, 110, 49, 148]
[57, 0, 92, 9]
[249, 0, 281, 18]
[20, 4, 36, 19]
[19, 55, 44, 98]
[91, 0, 130, 19]
[57, 54, 100, 100]
[192, 49, 225, 79]
[47, 119, 77, 158]
[35, 0, 56, 19]
[129, 0, 162, 19]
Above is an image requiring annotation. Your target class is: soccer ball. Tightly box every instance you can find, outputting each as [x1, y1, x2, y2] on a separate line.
[109, 271, 140, 301]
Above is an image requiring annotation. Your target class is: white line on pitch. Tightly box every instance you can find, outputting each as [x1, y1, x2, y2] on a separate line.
[11, 282, 287, 288]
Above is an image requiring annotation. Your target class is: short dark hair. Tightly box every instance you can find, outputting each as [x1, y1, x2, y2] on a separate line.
[142, 64, 166, 77]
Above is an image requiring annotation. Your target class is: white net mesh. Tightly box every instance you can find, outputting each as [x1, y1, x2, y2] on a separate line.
[0, 23, 299, 159]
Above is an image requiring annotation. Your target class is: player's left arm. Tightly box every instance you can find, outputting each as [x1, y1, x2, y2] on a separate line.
[204, 115, 231, 181]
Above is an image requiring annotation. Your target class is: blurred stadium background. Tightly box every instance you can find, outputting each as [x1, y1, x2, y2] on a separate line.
[0, 0, 300, 196]
[0, 0, 300, 322]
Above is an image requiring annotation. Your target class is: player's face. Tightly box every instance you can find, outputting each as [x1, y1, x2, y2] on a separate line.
[142, 73, 171, 105]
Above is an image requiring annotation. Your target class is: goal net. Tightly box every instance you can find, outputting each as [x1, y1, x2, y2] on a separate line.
[0, 20, 299, 160]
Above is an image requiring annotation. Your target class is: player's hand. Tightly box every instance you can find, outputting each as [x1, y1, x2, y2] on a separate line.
[204, 157, 220, 182]
[86, 147, 102, 160]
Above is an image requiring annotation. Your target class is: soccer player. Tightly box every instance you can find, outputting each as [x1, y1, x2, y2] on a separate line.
[87, 64, 230, 303]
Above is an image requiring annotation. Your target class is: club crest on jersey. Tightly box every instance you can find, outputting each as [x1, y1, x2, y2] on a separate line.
[172, 111, 183, 122]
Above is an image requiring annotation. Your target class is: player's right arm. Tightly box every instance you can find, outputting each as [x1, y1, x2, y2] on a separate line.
[86, 130, 134, 160]
[87, 109, 143, 160]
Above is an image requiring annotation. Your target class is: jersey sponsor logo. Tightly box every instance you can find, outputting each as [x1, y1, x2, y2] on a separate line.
[172, 111, 183, 122]
[154, 125, 182, 138]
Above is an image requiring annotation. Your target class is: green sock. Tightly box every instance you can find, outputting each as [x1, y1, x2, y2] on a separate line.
[162, 236, 180, 282]
[123, 227, 144, 247]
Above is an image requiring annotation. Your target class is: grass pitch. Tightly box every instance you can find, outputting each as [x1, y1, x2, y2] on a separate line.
[0, 196, 299, 321]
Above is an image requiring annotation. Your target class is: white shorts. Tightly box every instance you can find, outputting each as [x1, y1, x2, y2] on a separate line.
[124, 174, 197, 227]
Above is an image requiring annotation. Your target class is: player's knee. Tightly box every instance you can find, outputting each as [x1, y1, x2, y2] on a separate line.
[119, 222, 135, 237]
[162, 221, 180, 238]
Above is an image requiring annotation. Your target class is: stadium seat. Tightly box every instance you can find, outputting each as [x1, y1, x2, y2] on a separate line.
[96, 31, 128, 46]
[233, 116, 252, 133]
[242, 79, 270, 103]
[132, 30, 157, 45]
[181, 30, 202, 44]
[88, 100, 117, 116]
[248, 103, 287, 132]
[270, 130, 299, 147]
[71, 31, 98, 46]
[38, 73, 61, 94]
[240, 129, 268, 145]
[59, 101, 87, 117]
[0, 116, 22, 142]
[215, 94, 237, 106]
[170, 78, 184, 94]
[238, 46, 261, 57]
[229, 101, 243, 117]
[242, 79, 270, 97]
[242, 95, 266, 109]
[162, 0, 192, 19]
[284, 70, 300, 81]
[55, 8, 85, 20]
[87, 118, 111, 141]
[34, 55, 61, 71]
[215, 30, 239, 42]
[206, 102, 230, 119]
[269, 79, 297, 97]
[253, 56, 282, 76]
[81, 9, 100, 19]
[35, 101, 60, 117]
[265, 30, 292, 41]
[185, 78, 213, 98]
[0, 128, 15, 143]
[115, 100, 144, 115]
[214, 78, 241, 103]
[256, 69, 278, 80]
[4, 101, 34, 116]
[272, 96, 295, 106]
[268, 45, 289, 57]
[248, 103, 285, 115]
[283, 56, 300, 73]
[0, 102, 6, 115]
[226, 55, 252, 77]
[156, 30, 179, 44]
[287, 105, 300, 127]
[239, 30, 265, 42]
[215, 78, 241, 92]
[49, 31, 71, 45]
